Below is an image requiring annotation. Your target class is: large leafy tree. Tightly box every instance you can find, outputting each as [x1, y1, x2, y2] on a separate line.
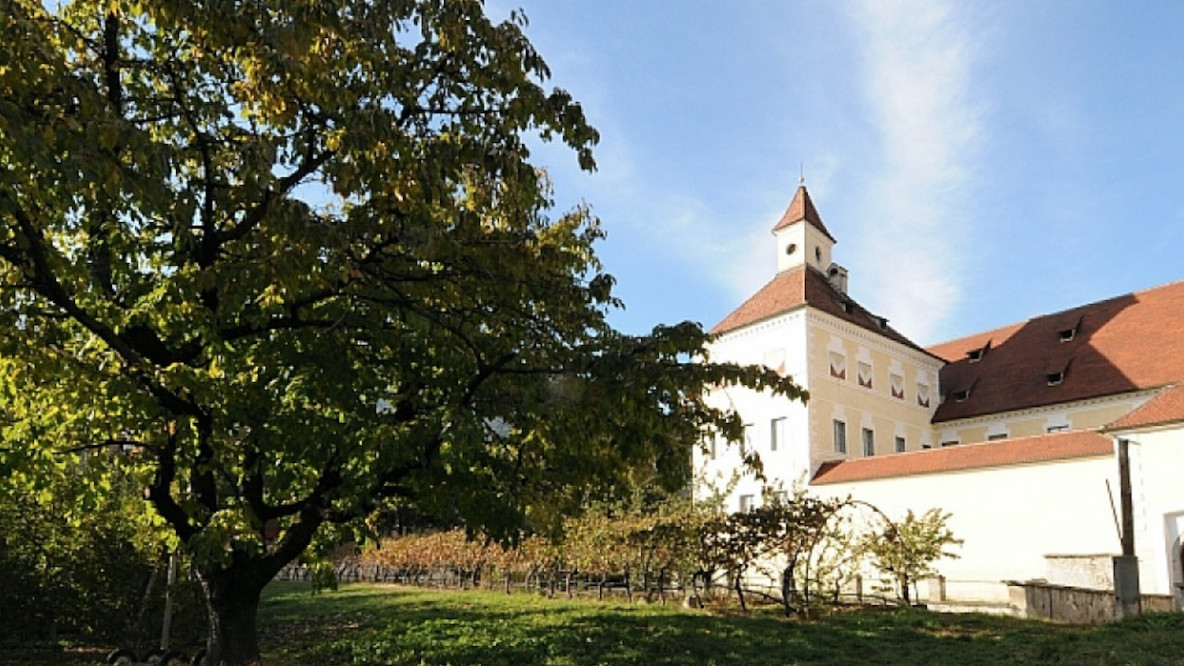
[0, 1, 804, 663]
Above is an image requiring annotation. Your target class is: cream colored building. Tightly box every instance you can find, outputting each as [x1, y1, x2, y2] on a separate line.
[697, 186, 1184, 607]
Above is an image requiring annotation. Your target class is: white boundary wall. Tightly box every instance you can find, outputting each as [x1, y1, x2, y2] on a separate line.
[812, 455, 1122, 604]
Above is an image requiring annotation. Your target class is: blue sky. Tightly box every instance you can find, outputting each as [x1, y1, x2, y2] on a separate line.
[486, 1, 1184, 346]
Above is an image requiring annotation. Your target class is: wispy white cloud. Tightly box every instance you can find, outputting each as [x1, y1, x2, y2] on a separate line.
[844, 0, 984, 344]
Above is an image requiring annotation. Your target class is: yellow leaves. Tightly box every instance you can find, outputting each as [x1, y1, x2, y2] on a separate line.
[325, 130, 345, 153]
[256, 283, 285, 309]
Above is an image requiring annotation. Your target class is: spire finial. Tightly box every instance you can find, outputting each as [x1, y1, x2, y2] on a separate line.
[799, 163, 805, 186]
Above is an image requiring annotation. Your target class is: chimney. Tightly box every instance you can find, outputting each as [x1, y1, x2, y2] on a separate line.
[826, 263, 848, 294]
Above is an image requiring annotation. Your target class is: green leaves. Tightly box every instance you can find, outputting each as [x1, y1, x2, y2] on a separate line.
[1, 1, 805, 660]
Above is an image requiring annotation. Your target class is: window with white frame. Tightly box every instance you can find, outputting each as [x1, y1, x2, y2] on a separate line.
[770, 417, 787, 452]
[917, 382, 931, 407]
[857, 361, 873, 389]
[829, 351, 847, 379]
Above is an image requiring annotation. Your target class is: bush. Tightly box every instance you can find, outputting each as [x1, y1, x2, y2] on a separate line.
[0, 466, 205, 645]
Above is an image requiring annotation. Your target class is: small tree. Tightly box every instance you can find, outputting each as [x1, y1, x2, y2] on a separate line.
[758, 490, 847, 616]
[864, 508, 962, 604]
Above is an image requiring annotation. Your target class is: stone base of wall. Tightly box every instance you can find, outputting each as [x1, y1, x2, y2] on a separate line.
[1006, 580, 1176, 623]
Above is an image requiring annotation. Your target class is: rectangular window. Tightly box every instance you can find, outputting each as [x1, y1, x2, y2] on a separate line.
[829, 352, 847, 380]
[833, 420, 847, 454]
[741, 423, 755, 455]
[862, 428, 875, 456]
[987, 433, 1007, 441]
[1046, 424, 1069, 433]
[857, 361, 873, 389]
[770, 417, 786, 452]
[895, 435, 906, 453]
[940, 440, 959, 447]
[739, 494, 755, 512]
[917, 382, 931, 408]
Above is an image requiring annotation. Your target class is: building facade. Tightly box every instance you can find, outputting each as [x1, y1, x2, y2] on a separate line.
[697, 186, 1184, 606]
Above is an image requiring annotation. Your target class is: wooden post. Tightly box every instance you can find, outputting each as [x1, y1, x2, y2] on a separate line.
[1114, 438, 1142, 618]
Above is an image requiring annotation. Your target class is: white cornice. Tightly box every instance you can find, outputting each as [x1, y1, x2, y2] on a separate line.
[710, 307, 806, 346]
[935, 388, 1161, 429]
[808, 309, 944, 370]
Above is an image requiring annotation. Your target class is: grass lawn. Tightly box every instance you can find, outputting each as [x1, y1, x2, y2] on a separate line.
[256, 582, 1184, 665]
[6, 582, 1184, 665]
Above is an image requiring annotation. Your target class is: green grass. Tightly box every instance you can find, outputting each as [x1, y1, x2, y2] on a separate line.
[7, 583, 1184, 665]
[256, 583, 1184, 665]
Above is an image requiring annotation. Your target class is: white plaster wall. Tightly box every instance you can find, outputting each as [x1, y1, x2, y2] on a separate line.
[698, 311, 811, 511]
[1124, 427, 1184, 598]
[938, 390, 1159, 445]
[812, 457, 1121, 603]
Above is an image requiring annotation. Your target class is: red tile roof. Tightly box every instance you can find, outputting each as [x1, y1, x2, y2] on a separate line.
[927, 279, 1184, 423]
[811, 430, 1113, 485]
[771, 186, 836, 242]
[1105, 383, 1184, 432]
[710, 267, 935, 357]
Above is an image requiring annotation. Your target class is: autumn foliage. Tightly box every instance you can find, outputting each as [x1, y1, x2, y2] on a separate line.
[349, 492, 962, 614]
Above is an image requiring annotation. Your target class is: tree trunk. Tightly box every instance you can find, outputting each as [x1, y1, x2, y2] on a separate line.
[733, 573, 747, 612]
[200, 568, 266, 666]
[780, 563, 795, 617]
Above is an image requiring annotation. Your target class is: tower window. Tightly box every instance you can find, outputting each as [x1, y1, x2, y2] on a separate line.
[815, 246, 822, 262]
[786, 243, 797, 255]
[833, 420, 847, 454]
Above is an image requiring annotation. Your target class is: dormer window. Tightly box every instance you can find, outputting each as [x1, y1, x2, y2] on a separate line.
[1054, 314, 1082, 343]
[952, 388, 971, 402]
[1045, 358, 1070, 387]
[966, 341, 991, 363]
[841, 301, 853, 315]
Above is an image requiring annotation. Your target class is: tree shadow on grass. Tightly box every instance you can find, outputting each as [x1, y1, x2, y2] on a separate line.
[258, 583, 1184, 666]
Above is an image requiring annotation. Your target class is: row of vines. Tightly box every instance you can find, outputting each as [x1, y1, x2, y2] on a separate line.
[337, 492, 962, 616]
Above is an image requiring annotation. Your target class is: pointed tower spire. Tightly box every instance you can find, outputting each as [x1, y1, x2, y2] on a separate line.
[771, 185, 839, 275]
[772, 185, 835, 242]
